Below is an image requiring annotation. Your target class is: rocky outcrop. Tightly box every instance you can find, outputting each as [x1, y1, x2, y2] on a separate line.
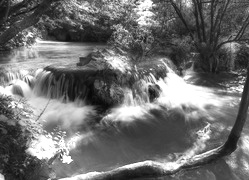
[38, 48, 172, 107]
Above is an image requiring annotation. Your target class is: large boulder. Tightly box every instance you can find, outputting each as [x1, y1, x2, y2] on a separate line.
[38, 48, 171, 107]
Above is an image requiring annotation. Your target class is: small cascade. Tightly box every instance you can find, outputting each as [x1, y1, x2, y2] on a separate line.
[31, 61, 169, 106]
[0, 62, 220, 110]
[33, 69, 89, 101]
[0, 69, 35, 97]
[0, 69, 34, 85]
[122, 78, 161, 106]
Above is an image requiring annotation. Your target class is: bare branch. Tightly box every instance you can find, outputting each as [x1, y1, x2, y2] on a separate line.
[0, 0, 5, 7]
[214, 0, 231, 48]
[0, 0, 60, 46]
[0, 0, 10, 25]
[209, 0, 214, 44]
[4, 0, 10, 22]
[196, 0, 207, 42]
[193, 0, 202, 42]
[169, 0, 195, 40]
[35, 99, 50, 121]
[234, 14, 249, 40]
[12, 4, 39, 17]
[9, 0, 29, 15]
[217, 38, 249, 50]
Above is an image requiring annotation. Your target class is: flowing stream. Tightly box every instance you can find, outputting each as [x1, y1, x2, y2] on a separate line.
[1, 41, 249, 180]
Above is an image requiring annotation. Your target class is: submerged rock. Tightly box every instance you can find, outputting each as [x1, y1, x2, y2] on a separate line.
[148, 84, 161, 102]
[93, 80, 124, 106]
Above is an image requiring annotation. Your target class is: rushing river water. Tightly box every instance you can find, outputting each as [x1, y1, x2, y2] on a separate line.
[1, 41, 249, 180]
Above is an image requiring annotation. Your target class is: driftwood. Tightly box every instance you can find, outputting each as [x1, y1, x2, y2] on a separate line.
[35, 99, 50, 121]
[60, 67, 249, 180]
[59, 144, 230, 180]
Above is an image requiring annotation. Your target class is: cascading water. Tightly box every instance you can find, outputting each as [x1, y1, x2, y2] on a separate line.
[1, 41, 247, 180]
[0, 64, 230, 178]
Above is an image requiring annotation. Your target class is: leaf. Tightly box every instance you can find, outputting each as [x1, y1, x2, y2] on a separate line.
[0, 115, 8, 122]
[0, 127, 7, 134]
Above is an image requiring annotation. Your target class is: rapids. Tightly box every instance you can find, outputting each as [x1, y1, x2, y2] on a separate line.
[1, 41, 249, 180]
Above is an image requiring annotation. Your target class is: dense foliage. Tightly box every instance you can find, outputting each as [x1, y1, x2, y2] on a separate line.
[0, 0, 60, 49]
[0, 95, 54, 180]
[166, 0, 249, 71]
[235, 43, 249, 69]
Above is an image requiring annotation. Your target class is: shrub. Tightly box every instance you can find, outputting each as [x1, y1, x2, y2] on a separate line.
[108, 24, 155, 62]
[169, 36, 193, 67]
[0, 95, 54, 180]
[0, 27, 40, 50]
[216, 47, 231, 71]
[235, 44, 249, 69]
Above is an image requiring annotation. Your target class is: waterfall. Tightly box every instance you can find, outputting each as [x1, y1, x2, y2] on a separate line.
[1, 41, 242, 180]
[0, 69, 32, 85]
[33, 69, 89, 101]
[0, 60, 231, 179]
[0, 63, 221, 109]
[0, 69, 34, 97]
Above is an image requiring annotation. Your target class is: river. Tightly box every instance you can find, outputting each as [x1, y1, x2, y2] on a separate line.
[0, 41, 249, 180]
[0, 40, 105, 69]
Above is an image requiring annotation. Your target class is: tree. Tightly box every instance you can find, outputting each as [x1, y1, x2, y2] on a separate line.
[0, 0, 60, 46]
[168, 0, 249, 72]
[40, 0, 138, 42]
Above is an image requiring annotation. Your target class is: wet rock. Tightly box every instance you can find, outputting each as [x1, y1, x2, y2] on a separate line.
[148, 84, 161, 102]
[93, 80, 124, 106]
[77, 56, 92, 66]
[41, 48, 172, 107]
[11, 84, 24, 97]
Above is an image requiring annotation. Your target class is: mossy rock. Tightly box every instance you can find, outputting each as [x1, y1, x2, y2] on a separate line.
[41, 48, 171, 107]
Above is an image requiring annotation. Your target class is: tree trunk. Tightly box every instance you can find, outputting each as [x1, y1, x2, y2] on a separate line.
[0, 0, 58, 46]
[195, 42, 217, 72]
[58, 66, 249, 180]
[223, 65, 249, 152]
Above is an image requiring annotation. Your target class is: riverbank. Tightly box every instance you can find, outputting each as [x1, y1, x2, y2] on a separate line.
[184, 68, 246, 94]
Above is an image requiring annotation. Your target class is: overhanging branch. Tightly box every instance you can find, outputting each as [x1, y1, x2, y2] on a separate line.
[12, 4, 39, 17]
[217, 38, 249, 50]
[0, 0, 60, 46]
[0, 0, 5, 7]
[169, 0, 195, 40]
